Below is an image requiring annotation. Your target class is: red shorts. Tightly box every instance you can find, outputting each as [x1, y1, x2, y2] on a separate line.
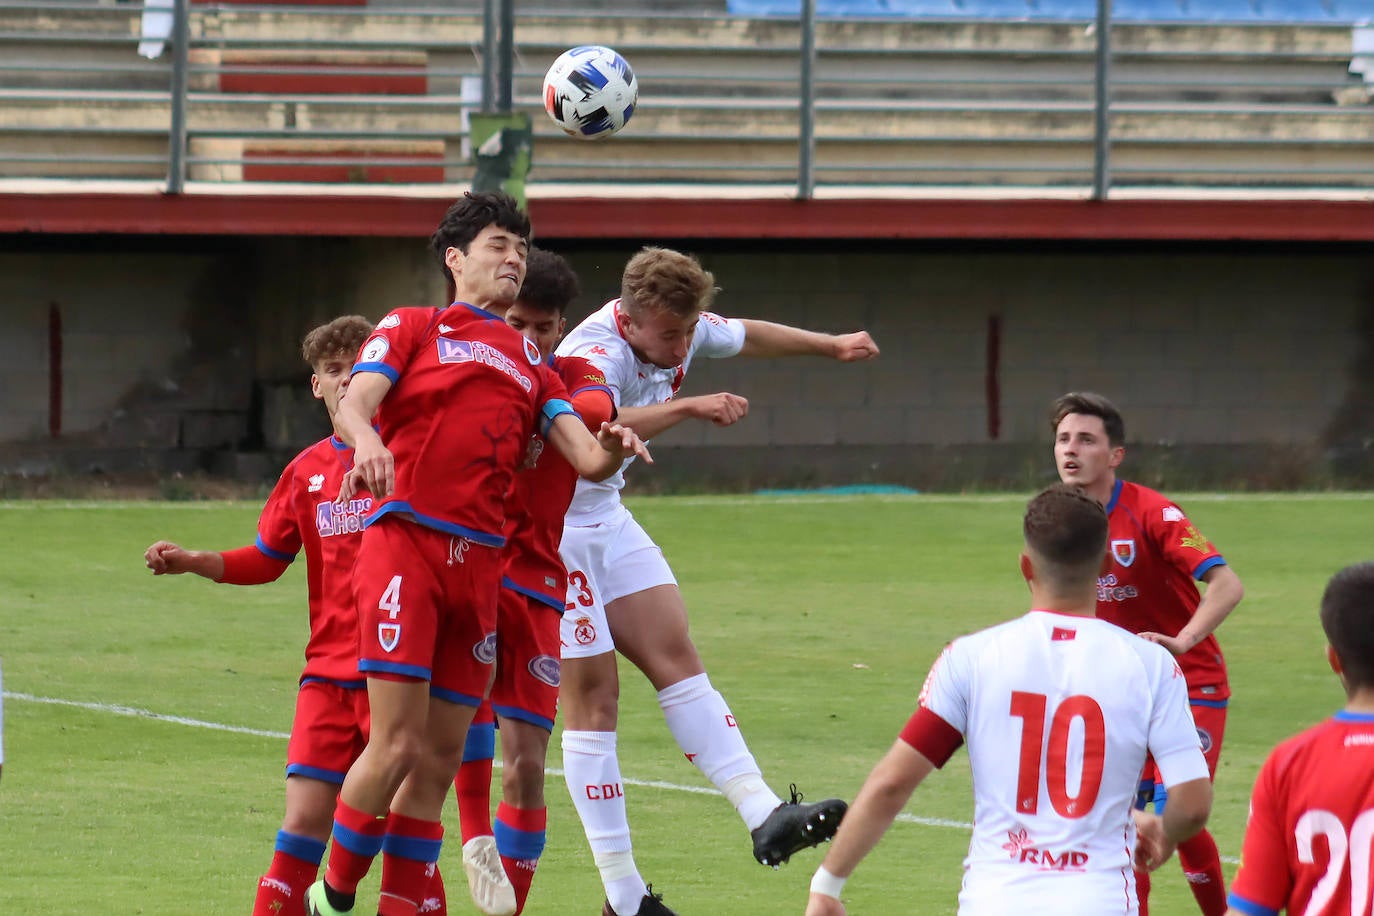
[1188, 700, 1226, 778]
[285, 679, 370, 785]
[1142, 698, 1227, 795]
[491, 587, 562, 731]
[353, 518, 501, 706]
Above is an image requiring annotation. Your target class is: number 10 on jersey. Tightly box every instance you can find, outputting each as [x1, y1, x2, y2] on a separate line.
[1010, 691, 1106, 819]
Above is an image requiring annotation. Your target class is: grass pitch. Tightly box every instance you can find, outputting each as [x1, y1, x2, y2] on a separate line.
[2, 493, 1370, 914]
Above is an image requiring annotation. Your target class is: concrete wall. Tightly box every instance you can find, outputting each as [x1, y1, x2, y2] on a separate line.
[1, 236, 1369, 487]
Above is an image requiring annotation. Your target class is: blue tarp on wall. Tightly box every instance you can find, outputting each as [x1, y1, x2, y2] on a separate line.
[725, 0, 1372, 22]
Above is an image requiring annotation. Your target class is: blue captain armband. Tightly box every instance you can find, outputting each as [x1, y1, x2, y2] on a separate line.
[540, 398, 577, 436]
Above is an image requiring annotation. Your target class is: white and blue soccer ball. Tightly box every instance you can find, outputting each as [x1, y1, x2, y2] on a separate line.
[542, 45, 638, 141]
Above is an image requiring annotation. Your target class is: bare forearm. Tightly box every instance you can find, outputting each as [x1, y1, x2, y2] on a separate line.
[1177, 567, 1244, 651]
[333, 402, 379, 450]
[738, 319, 836, 358]
[617, 401, 696, 439]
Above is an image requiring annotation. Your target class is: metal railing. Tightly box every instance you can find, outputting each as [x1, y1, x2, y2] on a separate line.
[0, 0, 1369, 196]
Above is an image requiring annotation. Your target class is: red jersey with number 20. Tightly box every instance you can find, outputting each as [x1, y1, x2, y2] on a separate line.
[255, 435, 372, 684]
[1227, 712, 1374, 916]
[501, 354, 613, 610]
[1099, 479, 1229, 697]
[903, 611, 1208, 915]
[352, 303, 575, 546]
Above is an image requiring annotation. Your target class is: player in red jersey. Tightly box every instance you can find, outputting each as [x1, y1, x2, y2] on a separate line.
[804, 484, 1213, 916]
[144, 315, 380, 916]
[451, 247, 615, 916]
[307, 192, 649, 916]
[1226, 561, 1374, 916]
[1052, 391, 1246, 916]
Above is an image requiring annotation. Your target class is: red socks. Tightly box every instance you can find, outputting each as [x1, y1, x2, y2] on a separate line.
[1178, 829, 1228, 916]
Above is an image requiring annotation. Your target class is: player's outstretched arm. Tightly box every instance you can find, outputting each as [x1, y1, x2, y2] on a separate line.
[334, 371, 394, 499]
[1141, 565, 1244, 655]
[1160, 776, 1212, 844]
[738, 319, 879, 362]
[617, 392, 749, 439]
[144, 540, 225, 580]
[806, 740, 934, 915]
[546, 414, 652, 482]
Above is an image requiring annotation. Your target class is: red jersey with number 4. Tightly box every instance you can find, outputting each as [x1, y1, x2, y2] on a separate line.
[501, 354, 614, 610]
[1227, 712, 1374, 916]
[255, 436, 373, 684]
[352, 304, 574, 546]
[1098, 479, 1229, 697]
[903, 611, 1208, 914]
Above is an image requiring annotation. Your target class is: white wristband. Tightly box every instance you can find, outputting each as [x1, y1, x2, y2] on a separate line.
[810, 865, 847, 899]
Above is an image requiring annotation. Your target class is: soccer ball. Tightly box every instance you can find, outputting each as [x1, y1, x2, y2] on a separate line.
[542, 45, 638, 140]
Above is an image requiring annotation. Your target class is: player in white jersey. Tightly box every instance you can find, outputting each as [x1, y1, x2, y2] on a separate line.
[804, 484, 1214, 916]
[554, 246, 880, 916]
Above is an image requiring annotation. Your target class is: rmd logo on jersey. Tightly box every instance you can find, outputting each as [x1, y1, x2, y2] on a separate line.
[1002, 829, 1090, 872]
[316, 497, 373, 538]
[436, 338, 533, 392]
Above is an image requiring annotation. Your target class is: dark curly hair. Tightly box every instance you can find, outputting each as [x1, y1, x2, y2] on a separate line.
[518, 247, 580, 315]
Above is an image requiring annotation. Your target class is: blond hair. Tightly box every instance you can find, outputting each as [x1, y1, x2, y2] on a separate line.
[620, 247, 716, 319]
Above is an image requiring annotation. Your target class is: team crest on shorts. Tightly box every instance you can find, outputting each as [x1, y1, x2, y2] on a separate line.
[378, 622, 401, 653]
[1197, 727, 1213, 754]
[1111, 539, 1137, 567]
[573, 615, 597, 646]
[528, 655, 561, 687]
[473, 631, 498, 664]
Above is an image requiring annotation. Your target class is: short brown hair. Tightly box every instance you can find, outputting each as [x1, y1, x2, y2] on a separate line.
[518, 247, 580, 315]
[1051, 391, 1126, 447]
[301, 315, 374, 367]
[620, 247, 716, 319]
[1320, 562, 1374, 691]
[1023, 483, 1109, 588]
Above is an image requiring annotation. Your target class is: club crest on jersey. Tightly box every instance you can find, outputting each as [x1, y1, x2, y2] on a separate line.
[1111, 539, 1137, 567]
[573, 615, 597, 646]
[378, 622, 401, 652]
[1197, 727, 1213, 753]
[523, 336, 541, 365]
[528, 654, 561, 687]
[473, 631, 498, 664]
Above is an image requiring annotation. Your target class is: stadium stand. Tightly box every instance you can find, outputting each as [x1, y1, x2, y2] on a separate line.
[0, 2, 1369, 188]
[726, 0, 1371, 20]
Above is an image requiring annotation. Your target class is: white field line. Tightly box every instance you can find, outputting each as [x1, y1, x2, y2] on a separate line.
[6, 690, 1242, 863]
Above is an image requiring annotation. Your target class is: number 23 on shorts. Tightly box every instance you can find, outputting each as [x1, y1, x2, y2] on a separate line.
[565, 570, 595, 612]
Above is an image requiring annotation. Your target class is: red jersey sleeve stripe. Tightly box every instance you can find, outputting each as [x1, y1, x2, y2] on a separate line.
[899, 706, 964, 768]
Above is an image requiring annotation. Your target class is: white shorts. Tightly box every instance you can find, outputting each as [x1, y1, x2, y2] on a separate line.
[558, 505, 677, 659]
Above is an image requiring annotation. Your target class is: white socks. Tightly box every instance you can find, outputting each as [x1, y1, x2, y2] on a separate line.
[657, 673, 781, 830]
[563, 729, 647, 915]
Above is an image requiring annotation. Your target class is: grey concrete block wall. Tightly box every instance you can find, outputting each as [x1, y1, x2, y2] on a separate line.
[0, 238, 1369, 486]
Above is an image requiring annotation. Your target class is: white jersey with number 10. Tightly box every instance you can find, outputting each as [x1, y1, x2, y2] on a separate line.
[917, 611, 1209, 915]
